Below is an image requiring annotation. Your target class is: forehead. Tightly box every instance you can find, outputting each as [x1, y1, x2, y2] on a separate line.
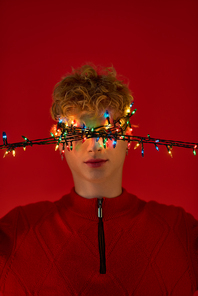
[76, 109, 119, 121]
[68, 109, 121, 127]
[76, 115, 106, 128]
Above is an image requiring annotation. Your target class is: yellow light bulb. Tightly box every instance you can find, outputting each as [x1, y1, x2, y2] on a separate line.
[168, 146, 173, 158]
[55, 144, 59, 151]
[134, 142, 140, 150]
[3, 150, 9, 158]
[23, 147, 26, 151]
[12, 150, 16, 157]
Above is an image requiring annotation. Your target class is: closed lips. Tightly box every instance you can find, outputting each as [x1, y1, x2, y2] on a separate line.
[85, 160, 108, 163]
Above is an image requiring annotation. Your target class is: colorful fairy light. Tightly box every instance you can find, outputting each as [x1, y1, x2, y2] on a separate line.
[82, 137, 87, 144]
[134, 142, 140, 150]
[22, 136, 28, 141]
[113, 140, 117, 148]
[141, 142, 144, 158]
[1, 103, 197, 158]
[131, 109, 137, 115]
[193, 145, 197, 156]
[66, 142, 70, 151]
[2, 132, 8, 145]
[3, 150, 9, 158]
[167, 145, 173, 158]
[126, 108, 131, 114]
[61, 149, 65, 160]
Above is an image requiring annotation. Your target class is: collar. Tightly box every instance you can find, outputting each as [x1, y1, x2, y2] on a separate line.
[61, 187, 139, 221]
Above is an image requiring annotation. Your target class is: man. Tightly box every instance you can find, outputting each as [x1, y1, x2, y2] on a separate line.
[0, 64, 198, 295]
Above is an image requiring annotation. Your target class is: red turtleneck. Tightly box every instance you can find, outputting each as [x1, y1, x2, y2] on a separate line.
[0, 187, 198, 295]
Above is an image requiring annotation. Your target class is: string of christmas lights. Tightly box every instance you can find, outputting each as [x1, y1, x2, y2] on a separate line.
[1, 102, 197, 158]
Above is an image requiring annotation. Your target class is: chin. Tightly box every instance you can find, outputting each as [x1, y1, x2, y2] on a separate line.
[84, 173, 108, 183]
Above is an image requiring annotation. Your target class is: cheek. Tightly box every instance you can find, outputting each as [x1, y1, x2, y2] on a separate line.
[110, 141, 127, 158]
[64, 152, 78, 171]
[64, 140, 83, 152]
[73, 142, 82, 152]
[64, 144, 84, 165]
[116, 139, 127, 150]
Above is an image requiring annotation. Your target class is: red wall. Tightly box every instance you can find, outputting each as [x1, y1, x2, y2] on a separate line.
[0, 0, 197, 219]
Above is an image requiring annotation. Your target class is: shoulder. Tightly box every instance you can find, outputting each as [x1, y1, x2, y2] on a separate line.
[0, 200, 56, 248]
[0, 199, 62, 248]
[145, 199, 198, 226]
[0, 198, 63, 276]
[133, 195, 198, 242]
[142, 198, 198, 246]
[0, 200, 56, 229]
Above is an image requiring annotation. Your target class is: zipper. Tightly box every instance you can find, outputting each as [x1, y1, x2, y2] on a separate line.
[97, 198, 106, 274]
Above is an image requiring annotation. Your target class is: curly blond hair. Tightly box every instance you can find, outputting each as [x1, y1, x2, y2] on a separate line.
[50, 63, 133, 124]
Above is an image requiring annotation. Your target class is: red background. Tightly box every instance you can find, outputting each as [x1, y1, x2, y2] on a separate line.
[0, 0, 197, 219]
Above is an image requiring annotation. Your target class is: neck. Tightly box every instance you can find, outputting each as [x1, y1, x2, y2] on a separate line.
[72, 168, 123, 199]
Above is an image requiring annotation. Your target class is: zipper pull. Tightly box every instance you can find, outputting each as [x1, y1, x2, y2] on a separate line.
[97, 198, 106, 274]
[98, 198, 103, 218]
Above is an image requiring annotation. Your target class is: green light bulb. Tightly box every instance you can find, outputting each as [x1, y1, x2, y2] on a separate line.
[132, 109, 137, 115]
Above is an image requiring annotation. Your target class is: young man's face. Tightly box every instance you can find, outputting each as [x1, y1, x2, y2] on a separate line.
[60, 111, 129, 184]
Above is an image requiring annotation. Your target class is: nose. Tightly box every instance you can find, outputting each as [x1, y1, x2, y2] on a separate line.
[87, 137, 104, 152]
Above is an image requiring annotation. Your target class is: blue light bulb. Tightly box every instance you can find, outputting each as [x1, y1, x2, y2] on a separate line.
[2, 132, 7, 145]
[3, 132, 7, 140]
[113, 140, 117, 148]
[104, 110, 109, 118]
[141, 147, 144, 157]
